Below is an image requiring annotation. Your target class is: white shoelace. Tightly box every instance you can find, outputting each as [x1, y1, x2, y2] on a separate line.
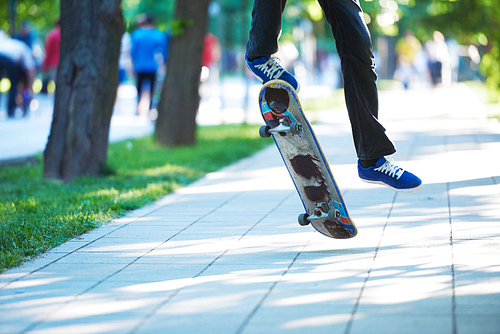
[374, 159, 405, 179]
[255, 58, 285, 80]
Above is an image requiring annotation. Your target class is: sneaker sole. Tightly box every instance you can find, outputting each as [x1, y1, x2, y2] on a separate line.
[360, 179, 423, 193]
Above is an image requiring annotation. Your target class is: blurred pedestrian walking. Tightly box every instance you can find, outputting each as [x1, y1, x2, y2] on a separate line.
[131, 14, 168, 114]
[0, 31, 36, 118]
[425, 31, 451, 87]
[395, 31, 422, 90]
[41, 18, 61, 94]
[13, 21, 35, 49]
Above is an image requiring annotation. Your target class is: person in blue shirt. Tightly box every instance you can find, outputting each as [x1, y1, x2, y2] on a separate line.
[13, 21, 35, 49]
[131, 14, 168, 113]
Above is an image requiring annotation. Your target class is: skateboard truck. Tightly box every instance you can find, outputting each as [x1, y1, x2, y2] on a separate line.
[298, 202, 340, 226]
[259, 119, 302, 138]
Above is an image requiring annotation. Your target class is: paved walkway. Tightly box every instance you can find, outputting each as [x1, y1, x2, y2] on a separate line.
[1, 84, 500, 333]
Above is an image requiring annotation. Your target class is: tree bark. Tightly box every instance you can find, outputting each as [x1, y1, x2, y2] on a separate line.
[155, 0, 211, 146]
[43, 0, 124, 181]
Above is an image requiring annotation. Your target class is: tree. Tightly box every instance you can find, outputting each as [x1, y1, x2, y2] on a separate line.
[154, 0, 211, 146]
[398, 0, 500, 98]
[43, 0, 124, 181]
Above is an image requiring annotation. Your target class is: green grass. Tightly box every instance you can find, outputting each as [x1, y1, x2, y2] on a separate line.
[0, 124, 272, 272]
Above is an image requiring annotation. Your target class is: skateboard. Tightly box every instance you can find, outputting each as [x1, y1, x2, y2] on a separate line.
[258, 79, 357, 239]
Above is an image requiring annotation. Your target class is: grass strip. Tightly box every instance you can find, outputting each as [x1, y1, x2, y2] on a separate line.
[0, 124, 271, 272]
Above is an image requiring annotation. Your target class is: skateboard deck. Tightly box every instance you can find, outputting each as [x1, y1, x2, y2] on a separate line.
[258, 80, 357, 239]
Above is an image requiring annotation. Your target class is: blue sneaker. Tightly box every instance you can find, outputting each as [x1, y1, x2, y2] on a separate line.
[358, 157, 422, 193]
[245, 54, 300, 92]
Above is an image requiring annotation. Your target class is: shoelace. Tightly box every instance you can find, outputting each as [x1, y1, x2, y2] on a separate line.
[374, 159, 405, 179]
[255, 57, 285, 80]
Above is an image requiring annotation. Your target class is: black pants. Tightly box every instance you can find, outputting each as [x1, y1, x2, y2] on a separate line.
[0, 55, 24, 117]
[246, 0, 396, 160]
[136, 72, 156, 109]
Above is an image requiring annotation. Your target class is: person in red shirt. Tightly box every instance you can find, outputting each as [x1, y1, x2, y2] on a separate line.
[202, 33, 221, 69]
[41, 19, 61, 93]
[201, 33, 221, 84]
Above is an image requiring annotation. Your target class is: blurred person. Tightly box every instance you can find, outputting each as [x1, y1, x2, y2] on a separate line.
[131, 14, 168, 114]
[425, 31, 451, 87]
[119, 32, 132, 84]
[244, 0, 422, 193]
[0, 31, 36, 118]
[41, 18, 61, 93]
[446, 38, 460, 84]
[395, 30, 422, 90]
[13, 21, 35, 49]
[201, 33, 221, 83]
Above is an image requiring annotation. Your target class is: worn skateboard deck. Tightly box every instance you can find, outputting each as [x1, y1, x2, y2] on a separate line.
[258, 80, 357, 239]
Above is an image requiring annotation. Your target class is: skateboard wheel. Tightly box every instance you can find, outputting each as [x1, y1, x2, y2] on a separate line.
[259, 125, 271, 138]
[289, 122, 301, 135]
[328, 209, 340, 221]
[298, 213, 310, 226]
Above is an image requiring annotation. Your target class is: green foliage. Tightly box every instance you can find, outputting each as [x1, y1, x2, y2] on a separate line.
[169, 18, 193, 36]
[207, 0, 252, 55]
[357, 0, 500, 97]
[122, 0, 175, 31]
[407, 0, 500, 97]
[0, 0, 60, 36]
[0, 125, 271, 272]
[480, 46, 500, 102]
[3, 0, 498, 96]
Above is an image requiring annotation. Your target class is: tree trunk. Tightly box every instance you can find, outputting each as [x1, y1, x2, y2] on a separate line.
[155, 0, 211, 146]
[43, 0, 124, 181]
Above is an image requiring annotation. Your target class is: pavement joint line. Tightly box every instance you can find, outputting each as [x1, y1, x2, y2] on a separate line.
[444, 132, 458, 334]
[17, 193, 252, 333]
[131, 191, 297, 334]
[0, 193, 186, 291]
[18, 192, 245, 334]
[0, 223, 127, 291]
[447, 181, 458, 334]
[235, 233, 314, 334]
[344, 191, 398, 334]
